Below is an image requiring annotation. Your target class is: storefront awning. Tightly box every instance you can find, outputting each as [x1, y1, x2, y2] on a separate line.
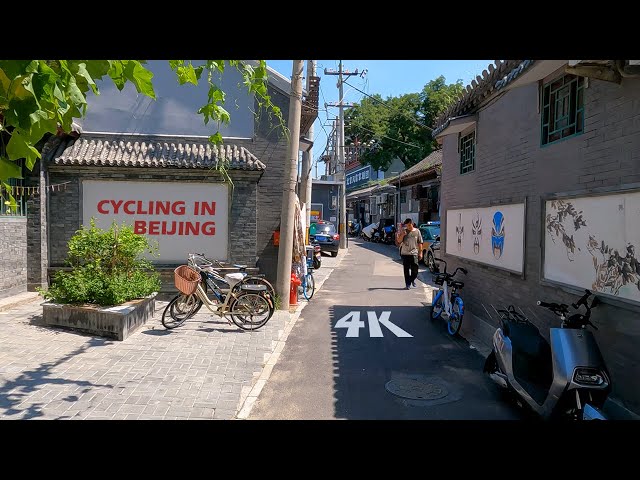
[42, 133, 266, 170]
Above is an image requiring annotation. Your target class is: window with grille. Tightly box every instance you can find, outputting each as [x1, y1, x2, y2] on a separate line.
[0, 160, 27, 216]
[459, 131, 475, 174]
[541, 74, 584, 146]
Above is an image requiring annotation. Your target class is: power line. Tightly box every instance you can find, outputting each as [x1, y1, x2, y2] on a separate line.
[347, 123, 422, 149]
[342, 80, 434, 132]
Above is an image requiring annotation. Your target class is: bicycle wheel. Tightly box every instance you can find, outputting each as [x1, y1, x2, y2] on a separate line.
[162, 294, 201, 329]
[447, 299, 463, 336]
[303, 273, 315, 300]
[430, 291, 443, 320]
[233, 276, 275, 308]
[228, 291, 273, 331]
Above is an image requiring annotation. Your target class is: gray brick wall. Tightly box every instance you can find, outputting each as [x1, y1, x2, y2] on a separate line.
[26, 163, 47, 292]
[237, 85, 290, 284]
[440, 75, 640, 414]
[41, 168, 261, 294]
[0, 217, 27, 299]
[44, 169, 261, 265]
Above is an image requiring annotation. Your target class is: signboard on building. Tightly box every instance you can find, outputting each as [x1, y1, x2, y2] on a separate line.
[310, 203, 323, 222]
[543, 190, 640, 304]
[82, 180, 229, 262]
[346, 165, 372, 190]
[446, 202, 526, 274]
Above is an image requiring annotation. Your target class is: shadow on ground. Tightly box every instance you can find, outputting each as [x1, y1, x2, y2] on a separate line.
[0, 313, 115, 420]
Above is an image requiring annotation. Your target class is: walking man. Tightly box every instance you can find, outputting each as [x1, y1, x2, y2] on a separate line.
[396, 218, 423, 290]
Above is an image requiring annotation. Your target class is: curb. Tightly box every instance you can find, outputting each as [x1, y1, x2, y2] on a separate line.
[0, 292, 42, 313]
[235, 249, 347, 419]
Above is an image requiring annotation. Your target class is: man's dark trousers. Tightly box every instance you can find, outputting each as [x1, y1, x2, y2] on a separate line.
[401, 254, 419, 287]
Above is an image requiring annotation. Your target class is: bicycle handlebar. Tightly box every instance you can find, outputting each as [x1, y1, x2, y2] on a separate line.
[434, 259, 468, 277]
[572, 289, 592, 310]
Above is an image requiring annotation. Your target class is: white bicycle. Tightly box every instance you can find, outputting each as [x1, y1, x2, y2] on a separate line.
[429, 258, 468, 336]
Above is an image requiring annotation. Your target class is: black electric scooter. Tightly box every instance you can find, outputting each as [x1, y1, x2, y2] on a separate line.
[483, 289, 611, 420]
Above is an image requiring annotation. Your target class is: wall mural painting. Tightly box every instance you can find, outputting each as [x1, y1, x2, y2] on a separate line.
[456, 213, 464, 251]
[491, 211, 505, 259]
[446, 203, 525, 274]
[544, 193, 640, 303]
[472, 212, 482, 255]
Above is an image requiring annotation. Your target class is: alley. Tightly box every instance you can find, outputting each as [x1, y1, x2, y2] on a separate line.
[249, 239, 525, 420]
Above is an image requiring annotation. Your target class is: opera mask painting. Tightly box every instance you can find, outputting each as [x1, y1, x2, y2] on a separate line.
[472, 212, 482, 255]
[491, 211, 505, 259]
[455, 213, 464, 251]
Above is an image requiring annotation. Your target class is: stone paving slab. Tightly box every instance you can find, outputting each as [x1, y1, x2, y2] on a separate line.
[0, 252, 344, 420]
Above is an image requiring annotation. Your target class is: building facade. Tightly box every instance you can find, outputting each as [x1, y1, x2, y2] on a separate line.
[0, 61, 311, 299]
[435, 59, 640, 415]
[310, 179, 343, 224]
[388, 150, 442, 225]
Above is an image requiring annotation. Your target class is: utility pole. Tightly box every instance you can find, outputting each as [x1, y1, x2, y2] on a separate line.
[325, 62, 359, 250]
[276, 60, 304, 311]
[300, 60, 316, 234]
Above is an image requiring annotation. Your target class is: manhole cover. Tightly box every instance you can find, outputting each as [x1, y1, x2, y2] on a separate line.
[385, 378, 449, 400]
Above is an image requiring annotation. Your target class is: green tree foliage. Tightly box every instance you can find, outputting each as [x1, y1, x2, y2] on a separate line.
[38, 219, 162, 306]
[0, 60, 284, 210]
[344, 75, 464, 172]
[420, 76, 465, 130]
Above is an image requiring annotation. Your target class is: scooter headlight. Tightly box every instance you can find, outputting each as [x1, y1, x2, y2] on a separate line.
[573, 368, 606, 386]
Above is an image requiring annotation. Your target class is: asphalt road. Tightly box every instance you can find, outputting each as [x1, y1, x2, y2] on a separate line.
[249, 238, 525, 420]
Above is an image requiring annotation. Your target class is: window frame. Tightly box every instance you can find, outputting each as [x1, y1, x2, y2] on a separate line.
[540, 73, 585, 147]
[459, 130, 476, 175]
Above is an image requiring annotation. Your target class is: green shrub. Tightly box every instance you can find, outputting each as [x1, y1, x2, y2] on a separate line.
[39, 219, 161, 306]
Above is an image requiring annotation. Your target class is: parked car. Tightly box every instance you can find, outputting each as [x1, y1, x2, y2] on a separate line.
[312, 220, 339, 257]
[418, 221, 441, 269]
[426, 235, 440, 273]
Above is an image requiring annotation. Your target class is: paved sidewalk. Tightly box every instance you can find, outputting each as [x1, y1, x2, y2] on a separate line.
[0, 252, 345, 420]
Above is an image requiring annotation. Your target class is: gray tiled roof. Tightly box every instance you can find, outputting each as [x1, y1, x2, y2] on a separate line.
[386, 149, 442, 183]
[42, 134, 266, 171]
[432, 60, 534, 137]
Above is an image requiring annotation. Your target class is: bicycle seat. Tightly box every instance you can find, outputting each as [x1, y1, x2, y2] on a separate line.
[233, 264, 247, 271]
[450, 280, 464, 289]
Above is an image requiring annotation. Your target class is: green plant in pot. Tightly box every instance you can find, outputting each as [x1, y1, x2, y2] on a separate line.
[39, 219, 161, 306]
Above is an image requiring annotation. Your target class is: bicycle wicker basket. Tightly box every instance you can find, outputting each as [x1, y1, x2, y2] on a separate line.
[174, 265, 201, 295]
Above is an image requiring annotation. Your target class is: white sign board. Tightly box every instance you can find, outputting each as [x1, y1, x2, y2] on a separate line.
[543, 191, 640, 303]
[82, 180, 228, 263]
[446, 202, 525, 274]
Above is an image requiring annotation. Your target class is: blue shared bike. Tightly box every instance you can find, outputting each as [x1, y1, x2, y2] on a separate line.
[429, 258, 468, 336]
[299, 256, 316, 301]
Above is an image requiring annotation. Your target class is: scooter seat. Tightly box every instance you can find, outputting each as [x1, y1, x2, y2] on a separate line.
[506, 321, 553, 404]
[503, 321, 548, 357]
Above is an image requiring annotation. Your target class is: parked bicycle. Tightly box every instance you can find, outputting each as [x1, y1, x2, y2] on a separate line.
[161, 256, 274, 331]
[188, 252, 275, 300]
[429, 258, 468, 336]
[300, 255, 315, 300]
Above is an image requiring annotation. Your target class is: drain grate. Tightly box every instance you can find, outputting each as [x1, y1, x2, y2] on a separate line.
[385, 378, 449, 400]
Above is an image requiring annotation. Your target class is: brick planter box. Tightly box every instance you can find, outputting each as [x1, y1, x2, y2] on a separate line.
[42, 293, 157, 341]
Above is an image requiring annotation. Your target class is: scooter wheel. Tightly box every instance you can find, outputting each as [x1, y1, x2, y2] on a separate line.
[483, 350, 498, 373]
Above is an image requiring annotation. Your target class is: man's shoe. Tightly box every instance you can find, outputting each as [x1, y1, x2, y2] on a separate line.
[412, 281, 417, 288]
[405, 284, 410, 290]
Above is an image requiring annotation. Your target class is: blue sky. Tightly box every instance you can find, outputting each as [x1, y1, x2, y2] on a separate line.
[266, 60, 493, 178]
